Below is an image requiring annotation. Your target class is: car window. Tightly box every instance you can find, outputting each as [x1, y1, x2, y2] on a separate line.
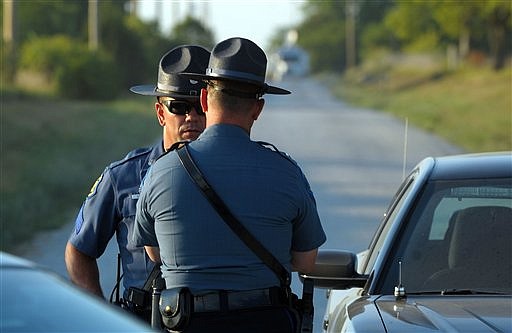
[363, 171, 418, 275]
[429, 187, 512, 240]
[378, 178, 512, 295]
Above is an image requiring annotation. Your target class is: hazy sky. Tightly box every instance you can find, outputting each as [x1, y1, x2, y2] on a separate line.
[136, 0, 304, 50]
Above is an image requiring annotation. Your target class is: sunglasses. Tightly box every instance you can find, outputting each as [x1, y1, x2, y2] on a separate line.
[161, 100, 204, 116]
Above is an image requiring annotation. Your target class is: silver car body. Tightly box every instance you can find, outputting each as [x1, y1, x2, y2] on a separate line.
[1, 251, 155, 332]
[304, 152, 512, 333]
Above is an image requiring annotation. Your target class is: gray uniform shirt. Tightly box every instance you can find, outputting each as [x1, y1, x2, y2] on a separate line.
[134, 124, 326, 292]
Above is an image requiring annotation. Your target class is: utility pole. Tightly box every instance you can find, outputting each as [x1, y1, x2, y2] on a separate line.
[345, 0, 358, 69]
[88, 0, 99, 51]
[202, 1, 209, 29]
[3, 0, 17, 82]
[3, 0, 15, 45]
[130, 0, 138, 16]
[155, 1, 163, 32]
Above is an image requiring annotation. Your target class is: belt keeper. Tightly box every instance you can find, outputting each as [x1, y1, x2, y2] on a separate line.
[219, 290, 229, 312]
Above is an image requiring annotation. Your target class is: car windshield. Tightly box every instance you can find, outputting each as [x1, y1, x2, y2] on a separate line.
[378, 178, 512, 295]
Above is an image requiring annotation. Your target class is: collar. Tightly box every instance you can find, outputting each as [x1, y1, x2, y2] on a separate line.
[199, 124, 250, 139]
[148, 140, 165, 166]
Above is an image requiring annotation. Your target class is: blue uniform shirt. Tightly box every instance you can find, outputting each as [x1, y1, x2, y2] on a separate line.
[134, 125, 326, 292]
[69, 141, 164, 294]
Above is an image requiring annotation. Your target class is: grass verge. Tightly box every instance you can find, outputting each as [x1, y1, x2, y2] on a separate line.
[1, 91, 159, 252]
[328, 65, 512, 152]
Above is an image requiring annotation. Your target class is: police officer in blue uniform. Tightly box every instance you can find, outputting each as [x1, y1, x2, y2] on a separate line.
[133, 37, 326, 333]
[64, 46, 210, 310]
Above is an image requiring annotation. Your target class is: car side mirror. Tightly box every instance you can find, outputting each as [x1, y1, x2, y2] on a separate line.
[299, 249, 368, 289]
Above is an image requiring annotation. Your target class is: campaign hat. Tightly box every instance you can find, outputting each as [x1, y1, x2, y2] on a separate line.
[130, 45, 210, 98]
[180, 37, 290, 95]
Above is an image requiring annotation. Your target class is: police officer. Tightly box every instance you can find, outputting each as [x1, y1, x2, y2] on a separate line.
[64, 46, 210, 308]
[133, 37, 326, 333]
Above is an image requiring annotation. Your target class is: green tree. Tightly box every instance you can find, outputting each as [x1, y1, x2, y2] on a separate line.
[170, 16, 215, 49]
[382, 0, 510, 69]
[431, 1, 481, 58]
[123, 15, 177, 84]
[353, 0, 396, 61]
[2, 0, 88, 84]
[384, 2, 442, 52]
[297, 1, 346, 72]
[295, 0, 393, 73]
[18, 34, 118, 100]
[482, 0, 511, 70]
[4, 0, 179, 96]
[14, 0, 88, 41]
[99, 0, 159, 88]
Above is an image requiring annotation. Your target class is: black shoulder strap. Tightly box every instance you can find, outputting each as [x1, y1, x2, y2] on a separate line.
[176, 144, 291, 288]
[142, 263, 162, 291]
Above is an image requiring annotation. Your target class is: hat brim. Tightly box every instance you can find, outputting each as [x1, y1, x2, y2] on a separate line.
[179, 73, 290, 95]
[129, 85, 201, 99]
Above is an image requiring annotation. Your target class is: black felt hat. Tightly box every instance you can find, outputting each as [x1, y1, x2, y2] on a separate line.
[180, 37, 290, 95]
[130, 45, 210, 98]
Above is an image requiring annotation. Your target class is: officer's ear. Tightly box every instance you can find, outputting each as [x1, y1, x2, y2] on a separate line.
[156, 100, 166, 126]
[252, 98, 264, 121]
[200, 88, 208, 113]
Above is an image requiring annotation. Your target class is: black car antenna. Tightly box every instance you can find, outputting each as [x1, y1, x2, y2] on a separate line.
[394, 259, 406, 299]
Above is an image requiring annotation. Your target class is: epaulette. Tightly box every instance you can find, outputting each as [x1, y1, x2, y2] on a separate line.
[169, 140, 190, 151]
[108, 146, 152, 169]
[256, 141, 298, 167]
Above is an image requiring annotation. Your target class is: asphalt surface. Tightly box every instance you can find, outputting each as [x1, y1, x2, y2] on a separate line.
[17, 77, 461, 332]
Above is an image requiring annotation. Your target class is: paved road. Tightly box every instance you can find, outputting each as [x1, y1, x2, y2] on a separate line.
[16, 77, 461, 332]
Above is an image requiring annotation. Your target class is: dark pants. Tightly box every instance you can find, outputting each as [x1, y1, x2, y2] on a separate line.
[179, 306, 299, 333]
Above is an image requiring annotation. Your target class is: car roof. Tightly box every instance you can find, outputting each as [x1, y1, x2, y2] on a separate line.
[1, 252, 155, 332]
[0, 251, 39, 268]
[425, 152, 512, 181]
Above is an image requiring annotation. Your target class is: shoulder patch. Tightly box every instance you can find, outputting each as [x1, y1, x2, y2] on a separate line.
[87, 174, 103, 198]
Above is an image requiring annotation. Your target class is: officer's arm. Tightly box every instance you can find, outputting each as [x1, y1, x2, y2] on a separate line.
[144, 246, 161, 263]
[65, 242, 104, 298]
[291, 249, 318, 273]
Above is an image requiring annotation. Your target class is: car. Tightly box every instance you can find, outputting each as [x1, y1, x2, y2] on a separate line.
[0, 251, 155, 332]
[302, 152, 512, 333]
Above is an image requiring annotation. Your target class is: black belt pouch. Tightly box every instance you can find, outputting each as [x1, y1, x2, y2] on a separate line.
[159, 287, 193, 331]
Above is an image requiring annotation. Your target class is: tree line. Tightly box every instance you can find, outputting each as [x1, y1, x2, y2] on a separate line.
[1, 0, 215, 100]
[289, 0, 511, 73]
[2, 0, 510, 100]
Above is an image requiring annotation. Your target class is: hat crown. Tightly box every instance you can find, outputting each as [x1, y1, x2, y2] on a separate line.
[157, 45, 210, 95]
[130, 45, 210, 97]
[208, 38, 267, 86]
[179, 38, 290, 95]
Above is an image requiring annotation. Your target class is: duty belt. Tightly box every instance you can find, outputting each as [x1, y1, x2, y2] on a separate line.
[193, 287, 287, 312]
